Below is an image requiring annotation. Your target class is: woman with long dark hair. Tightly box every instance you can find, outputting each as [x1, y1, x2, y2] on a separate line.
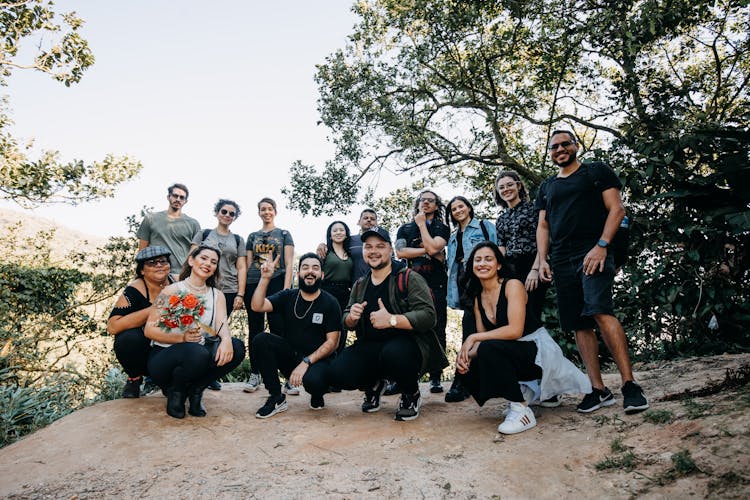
[457, 242, 590, 434]
[145, 245, 246, 419]
[321, 220, 353, 311]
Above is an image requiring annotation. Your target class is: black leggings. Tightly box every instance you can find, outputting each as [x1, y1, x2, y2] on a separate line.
[147, 337, 246, 391]
[327, 336, 422, 396]
[252, 332, 330, 397]
[113, 327, 150, 378]
[244, 275, 285, 373]
[461, 339, 541, 406]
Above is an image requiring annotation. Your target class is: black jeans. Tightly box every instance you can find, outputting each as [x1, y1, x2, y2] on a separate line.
[429, 284, 448, 380]
[328, 336, 422, 396]
[147, 337, 246, 391]
[113, 327, 150, 378]
[244, 275, 285, 373]
[461, 339, 541, 406]
[251, 332, 330, 397]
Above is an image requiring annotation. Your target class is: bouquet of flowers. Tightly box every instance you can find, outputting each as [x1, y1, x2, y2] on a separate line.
[156, 290, 207, 332]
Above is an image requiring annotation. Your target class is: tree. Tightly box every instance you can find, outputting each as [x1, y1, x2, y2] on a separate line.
[289, 0, 749, 355]
[0, 0, 141, 207]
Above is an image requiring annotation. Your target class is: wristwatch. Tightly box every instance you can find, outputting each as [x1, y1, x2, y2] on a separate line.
[389, 315, 397, 327]
[302, 356, 312, 365]
[597, 239, 609, 248]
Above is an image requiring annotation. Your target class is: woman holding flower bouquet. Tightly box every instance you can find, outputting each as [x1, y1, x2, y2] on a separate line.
[145, 245, 246, 419]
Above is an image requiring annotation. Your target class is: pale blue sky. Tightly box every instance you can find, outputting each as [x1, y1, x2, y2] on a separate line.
[2, 1, 397, 252]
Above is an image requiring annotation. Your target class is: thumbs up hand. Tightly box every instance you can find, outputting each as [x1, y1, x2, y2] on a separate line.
[370, 297, 394, 330]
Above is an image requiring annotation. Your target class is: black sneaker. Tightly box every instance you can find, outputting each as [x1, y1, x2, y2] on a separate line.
[622, 381, 649, 414]
[310, 394, 325, 410]
[429, 379, 444, 394]
[121, 377, 142, 399]
[207, 380, 222, 391]
[576, 387, 616, 413]
[540, 395, 562, 408]
[362, 380, 386, 413]
[255, 394, 288, 419]
[395, 390, 422, 421]
[445, 380, 470, 403]
[383, 380, 399, 396]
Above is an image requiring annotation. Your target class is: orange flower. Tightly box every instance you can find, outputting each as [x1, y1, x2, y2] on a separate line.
[168, 295, 180, 306]
[199, 305, 205, 316]
[164, 318, 179, 329]
[180, 314, 194, 326]
[182, 294, 199, 309]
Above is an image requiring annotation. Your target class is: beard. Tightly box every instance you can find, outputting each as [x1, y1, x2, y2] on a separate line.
[552, 149, 578, 167]
[368, 258, 390, 270]
[299, 275, 322, 293]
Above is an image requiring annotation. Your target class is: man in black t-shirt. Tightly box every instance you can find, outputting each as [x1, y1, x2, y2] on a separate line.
[250, 253, 341, 418]
[536, 130, 649, 415]
[395, 190, 450, 393]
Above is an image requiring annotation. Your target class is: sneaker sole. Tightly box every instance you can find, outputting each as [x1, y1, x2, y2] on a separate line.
[243, 386, 260, 393]
[624, 403, 649, 414]
[498, 420, 537, 434]
[309, 404, 325, 411]
[283, 389, 301, 396]
[540, 399, 562, 408]
[577, 397, 616, 413]
[362, 404, 381, 413]
[394, 412, 419, 421]
[255, 402, 288, 419]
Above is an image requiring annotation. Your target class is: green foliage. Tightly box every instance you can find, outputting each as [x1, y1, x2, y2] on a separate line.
[596, 451, 638, 471]
[290, 0, 749, 356]
[682, 399, 712, 419]
[670, 449, 698, 476]
[643, 409, 675, 424]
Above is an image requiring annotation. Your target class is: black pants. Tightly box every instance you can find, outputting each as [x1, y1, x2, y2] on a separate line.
[429, 284, 448, 380]
[147, 337, 246, 391]
[328, 336, 422, 396]
[113, 327, 150, 378]
[461, 339, 541, 406]
[321, 281, 350, 351]
[244, 275, 285, 373]
[252, 332, 330, 397]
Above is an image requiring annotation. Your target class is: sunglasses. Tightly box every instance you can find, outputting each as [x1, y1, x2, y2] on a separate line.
[170, 193, 187, 201]
[144, 258, 170, 267]
[220, 209, 237, 217]
[548, 140, 576, 151]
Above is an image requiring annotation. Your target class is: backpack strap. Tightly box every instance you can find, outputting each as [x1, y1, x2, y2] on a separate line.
[202, 228, 211, 241]
[479, 220, 490, 241]
[396, 267, 411, 304]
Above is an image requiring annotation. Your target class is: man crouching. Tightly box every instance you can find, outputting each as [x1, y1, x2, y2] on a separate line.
[328, 227, 446, 421]
[251, 253, 341, 418]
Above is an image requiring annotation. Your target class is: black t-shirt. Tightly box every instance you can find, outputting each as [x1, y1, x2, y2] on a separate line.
[360, 276, 399, 341]
[268, 289, 341, 355]
[396, 218, 450, 288]
[535, 162, 622, 258]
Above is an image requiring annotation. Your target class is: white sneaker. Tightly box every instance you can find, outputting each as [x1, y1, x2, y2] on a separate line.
[497, 402, 537, 434]
[243, 373, 262, 393]
[282, 381, 300, 396]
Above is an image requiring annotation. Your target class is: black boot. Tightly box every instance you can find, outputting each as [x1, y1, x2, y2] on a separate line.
[445, 378, 470, 403]
[188, 386, 207, 417]
[166, 386, 187, 419]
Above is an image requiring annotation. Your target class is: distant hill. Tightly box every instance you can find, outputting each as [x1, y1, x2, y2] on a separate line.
[0, 207, 108, 261]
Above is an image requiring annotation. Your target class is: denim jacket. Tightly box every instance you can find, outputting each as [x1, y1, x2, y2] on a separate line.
[446, 218, 497, 308]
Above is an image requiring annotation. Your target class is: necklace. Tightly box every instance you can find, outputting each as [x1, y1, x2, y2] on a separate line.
[184, 278, 208, 294]
[293, 291, 316, 319]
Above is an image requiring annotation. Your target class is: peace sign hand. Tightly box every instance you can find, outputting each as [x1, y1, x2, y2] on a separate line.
[260, 254, 280, 279]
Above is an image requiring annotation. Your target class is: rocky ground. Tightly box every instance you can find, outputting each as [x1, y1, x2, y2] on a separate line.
[0, 353, 748, 499]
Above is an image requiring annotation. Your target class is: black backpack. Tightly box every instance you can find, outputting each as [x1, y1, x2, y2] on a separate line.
[584, 164, 632, 268]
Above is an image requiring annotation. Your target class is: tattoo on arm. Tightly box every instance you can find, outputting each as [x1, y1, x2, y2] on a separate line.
[394, 238, 407, 251]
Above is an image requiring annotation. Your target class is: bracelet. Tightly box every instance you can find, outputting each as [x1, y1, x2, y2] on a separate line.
[236, 294, 244, 298]
[531, 268, 539, 272]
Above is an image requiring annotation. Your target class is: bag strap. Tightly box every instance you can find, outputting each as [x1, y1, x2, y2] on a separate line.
[480, 220, 490, 241]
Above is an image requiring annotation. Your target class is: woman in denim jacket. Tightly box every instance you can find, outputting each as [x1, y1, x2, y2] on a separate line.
[444, 196, 496, 402]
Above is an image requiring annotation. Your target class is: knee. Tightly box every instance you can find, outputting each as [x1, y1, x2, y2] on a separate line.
[251, 332, 272, 350]
[302, 366, 329, 395]
[231, 337, 246, 360]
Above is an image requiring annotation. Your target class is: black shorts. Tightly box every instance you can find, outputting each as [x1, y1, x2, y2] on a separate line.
[552, 252, 616, 332]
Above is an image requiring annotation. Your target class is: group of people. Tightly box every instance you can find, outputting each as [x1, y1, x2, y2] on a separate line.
[107, 129, 649, 434]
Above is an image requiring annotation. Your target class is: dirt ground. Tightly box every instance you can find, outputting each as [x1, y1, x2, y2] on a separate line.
[0, 353, 748, 499]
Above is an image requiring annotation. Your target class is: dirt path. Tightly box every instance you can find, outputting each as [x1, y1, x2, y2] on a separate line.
[1, 354, 748, 498]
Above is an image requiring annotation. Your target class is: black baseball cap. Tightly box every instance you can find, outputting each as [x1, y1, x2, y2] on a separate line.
[361, 226, 391, 244]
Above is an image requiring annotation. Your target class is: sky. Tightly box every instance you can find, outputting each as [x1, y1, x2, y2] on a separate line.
[1, 0, 402, 252]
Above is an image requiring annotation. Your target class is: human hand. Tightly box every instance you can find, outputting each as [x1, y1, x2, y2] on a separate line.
[260, 254, 280, 279]
[583, 245, 607, 275]
[215, 337, 234, 366]
[316, 243, 327, 259]
[289, 362, 308, 387]
[348, 301, 367, 323]
[456, 335, 478, 373]
[538, 261, 553, 283]
[525, 269, 540, 291]
[232, 296, 244, 311]
[183, 327, 203, 343]
[369, 298, 392, 329]
[414, 210, 426, 226]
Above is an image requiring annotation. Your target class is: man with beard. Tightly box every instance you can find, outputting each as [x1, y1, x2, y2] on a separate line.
[137, 183, 201, 272]
[250, 253, 341, 418]
[536, 130, 649, 415]
[327, 227, 446, 421]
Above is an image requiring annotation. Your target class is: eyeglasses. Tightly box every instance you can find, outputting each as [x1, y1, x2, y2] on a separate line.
[170, 193, 187, 201]
[144, 258, 170, 267]
[497, 182, 519, 191]
[419, 197, 436, 203]
[220, 209, 236, 217]
[548, 140, 576, 151]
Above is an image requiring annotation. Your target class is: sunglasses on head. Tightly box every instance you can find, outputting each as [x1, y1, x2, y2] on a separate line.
[220, 209, 236, 217]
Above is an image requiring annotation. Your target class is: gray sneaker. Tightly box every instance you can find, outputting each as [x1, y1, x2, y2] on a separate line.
[243, 373, 262, 393]
[283, 381, 301, 396]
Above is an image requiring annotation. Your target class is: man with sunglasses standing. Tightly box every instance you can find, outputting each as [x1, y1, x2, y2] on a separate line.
[536, 130, 649, 415]
[137, 183, 201, 272]
[395, 190, 450, 394]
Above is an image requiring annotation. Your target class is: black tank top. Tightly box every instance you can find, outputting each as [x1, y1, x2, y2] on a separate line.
[476, 278, 541, 336]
